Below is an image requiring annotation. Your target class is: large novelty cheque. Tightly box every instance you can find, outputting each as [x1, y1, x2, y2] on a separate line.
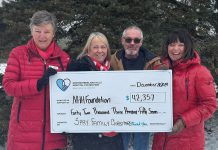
[49, 70, 172, 133]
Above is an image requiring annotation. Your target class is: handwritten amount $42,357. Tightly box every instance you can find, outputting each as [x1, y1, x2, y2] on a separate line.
[127, 92, 166, 103]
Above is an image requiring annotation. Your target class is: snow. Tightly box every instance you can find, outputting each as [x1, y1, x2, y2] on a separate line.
[0, 63, 6, 74]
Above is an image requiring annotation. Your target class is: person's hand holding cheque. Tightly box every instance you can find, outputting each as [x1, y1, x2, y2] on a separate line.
[171, 118, 186, 134]
[37, 67, 57, 91]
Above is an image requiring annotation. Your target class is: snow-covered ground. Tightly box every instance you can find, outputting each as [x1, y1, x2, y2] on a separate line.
[0, 63, 6, 88]
[215, 83, 218, 93]
[0, 63, 6, 74]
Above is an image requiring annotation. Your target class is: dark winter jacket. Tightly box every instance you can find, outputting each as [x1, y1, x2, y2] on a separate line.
[3, 39, 69, 150]
[67, 55, 101, 71]
[152, 51, 217, 150]
[110, 47, 162, 70]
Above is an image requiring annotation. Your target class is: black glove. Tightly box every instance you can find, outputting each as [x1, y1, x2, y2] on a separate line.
[37, 67, 57, 91]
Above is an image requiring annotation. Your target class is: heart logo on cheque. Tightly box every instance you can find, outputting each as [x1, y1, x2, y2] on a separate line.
[56, 78, 71, 91]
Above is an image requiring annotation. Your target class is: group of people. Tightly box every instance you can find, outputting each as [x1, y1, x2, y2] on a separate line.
[3, 10, 217, 150]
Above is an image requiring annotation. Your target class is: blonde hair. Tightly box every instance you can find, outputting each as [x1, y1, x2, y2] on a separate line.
[77, 32, 111, 60]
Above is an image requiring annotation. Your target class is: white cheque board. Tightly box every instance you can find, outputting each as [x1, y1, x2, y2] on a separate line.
[49, 70, 172, 133]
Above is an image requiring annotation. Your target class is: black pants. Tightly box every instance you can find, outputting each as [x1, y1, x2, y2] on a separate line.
[69, 133, 124, 150]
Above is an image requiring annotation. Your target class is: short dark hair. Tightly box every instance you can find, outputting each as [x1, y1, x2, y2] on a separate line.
[162, 29, 195, 61]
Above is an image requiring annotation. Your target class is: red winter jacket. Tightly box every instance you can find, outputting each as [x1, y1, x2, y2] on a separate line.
[3, 39, 70, 150]
[152, 51, 217, 150]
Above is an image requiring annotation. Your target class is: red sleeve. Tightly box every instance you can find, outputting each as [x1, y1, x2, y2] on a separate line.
[182, 66, 217, 127]
[3, 48, 39, 97]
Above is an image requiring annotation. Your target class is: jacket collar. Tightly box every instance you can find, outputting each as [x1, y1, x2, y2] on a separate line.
[115, 47, 156, 62]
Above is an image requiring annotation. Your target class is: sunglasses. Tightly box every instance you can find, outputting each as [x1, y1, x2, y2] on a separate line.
[124, 37, 142, 44]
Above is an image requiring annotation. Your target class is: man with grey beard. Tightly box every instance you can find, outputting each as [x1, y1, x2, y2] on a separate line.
[111, 25, 163, 150]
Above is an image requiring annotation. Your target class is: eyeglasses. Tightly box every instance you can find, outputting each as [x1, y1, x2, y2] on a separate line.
[124, 37, 142, 44]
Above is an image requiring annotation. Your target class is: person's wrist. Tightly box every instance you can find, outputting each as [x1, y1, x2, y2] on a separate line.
[37, 77, 48, 91]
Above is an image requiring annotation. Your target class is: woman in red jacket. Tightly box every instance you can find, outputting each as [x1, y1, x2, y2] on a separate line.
[3, 10, 69, 150]
[152, 29, 217, 150]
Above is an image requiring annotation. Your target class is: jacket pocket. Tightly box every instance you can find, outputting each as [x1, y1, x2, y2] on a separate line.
[185, 78, 189, 100]
[17, 101, 21, 123]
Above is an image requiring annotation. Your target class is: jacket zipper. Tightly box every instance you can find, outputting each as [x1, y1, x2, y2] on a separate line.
[185, 78, 189, 100]
[41, 59, 46, 150]
[17, 101, 21, 123]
